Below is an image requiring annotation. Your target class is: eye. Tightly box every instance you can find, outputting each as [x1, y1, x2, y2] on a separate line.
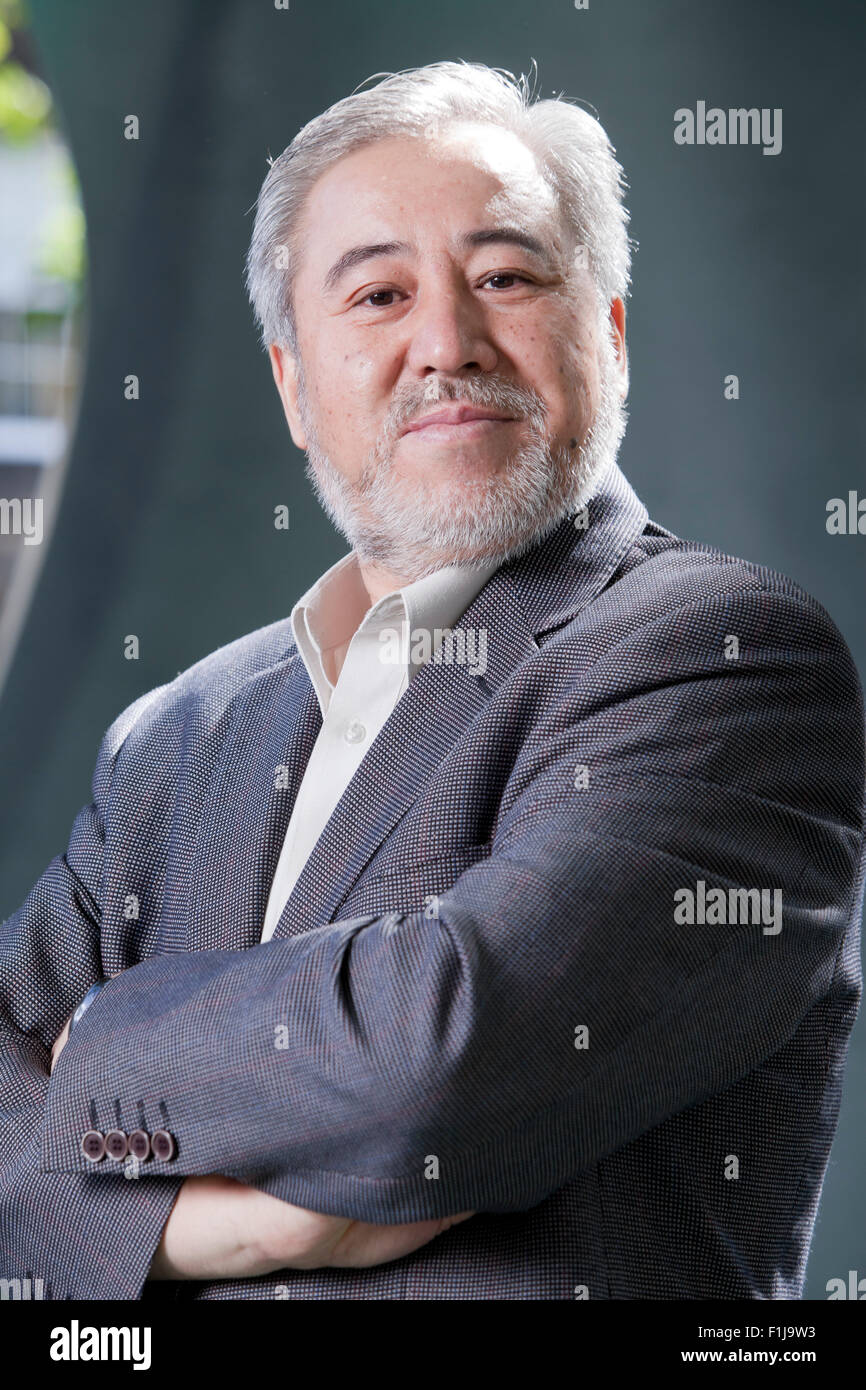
[356, 288, 402, 308]
[352, 273, 533, 309]
[482, 272, 532, 290]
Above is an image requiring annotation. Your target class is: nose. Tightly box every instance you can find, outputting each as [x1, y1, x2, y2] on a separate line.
[404, 278, 499, 377]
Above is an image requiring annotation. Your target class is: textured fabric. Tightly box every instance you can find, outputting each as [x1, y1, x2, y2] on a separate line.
[261, 549, 499, 941]
[1, 460, 863, 1301]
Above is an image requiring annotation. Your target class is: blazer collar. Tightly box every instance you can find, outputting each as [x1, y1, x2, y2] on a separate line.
[503, 455, 649, 640]
[187, 460, 648, 950]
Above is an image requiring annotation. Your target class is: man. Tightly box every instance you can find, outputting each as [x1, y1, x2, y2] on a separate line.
[1, 60, 863, 1300]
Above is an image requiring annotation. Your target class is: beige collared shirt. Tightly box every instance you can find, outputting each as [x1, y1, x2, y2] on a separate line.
[260, 549, 500, 942]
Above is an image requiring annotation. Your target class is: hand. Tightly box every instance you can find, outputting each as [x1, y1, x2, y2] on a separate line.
[148, 1173, 474, 1280]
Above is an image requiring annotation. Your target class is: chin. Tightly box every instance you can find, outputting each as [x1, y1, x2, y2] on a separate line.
[399, 448, 509, 480]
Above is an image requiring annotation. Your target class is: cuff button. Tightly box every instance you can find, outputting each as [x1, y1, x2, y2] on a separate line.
[81, 1130, 105, 1162]
[128, 1130, 151, 1162]
[151, 1129, 176, 1162]
[104, 1130, 129, 1161]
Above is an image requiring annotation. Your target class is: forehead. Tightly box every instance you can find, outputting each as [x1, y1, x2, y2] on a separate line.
[294, 123, 567, 271]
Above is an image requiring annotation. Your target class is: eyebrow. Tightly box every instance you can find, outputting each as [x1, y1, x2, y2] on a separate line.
[322, 227, 556, 293]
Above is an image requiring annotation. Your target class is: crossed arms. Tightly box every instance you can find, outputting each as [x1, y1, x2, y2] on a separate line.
[2, 585, 863, 1297]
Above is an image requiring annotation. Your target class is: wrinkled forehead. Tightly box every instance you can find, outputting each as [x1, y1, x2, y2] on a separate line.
[425, 119, 562, 227]
[296, 120, 571, 262]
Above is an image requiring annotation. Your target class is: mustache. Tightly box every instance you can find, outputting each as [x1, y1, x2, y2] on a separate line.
[383, 375, 547, 443]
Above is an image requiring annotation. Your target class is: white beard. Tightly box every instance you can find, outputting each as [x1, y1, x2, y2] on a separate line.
[295, 315, 628, 580]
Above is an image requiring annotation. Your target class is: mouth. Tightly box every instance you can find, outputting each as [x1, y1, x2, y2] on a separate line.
[400, 406, 518, 438]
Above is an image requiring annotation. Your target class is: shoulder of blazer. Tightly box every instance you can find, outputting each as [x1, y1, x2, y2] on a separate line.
[93, 614, 299, 798]
[541, 524, 863, 737]
[596, 523, 853, 640]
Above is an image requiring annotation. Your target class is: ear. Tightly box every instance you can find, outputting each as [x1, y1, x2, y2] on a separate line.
[608, 297, 629, 398]
[269, 343, 308, 450]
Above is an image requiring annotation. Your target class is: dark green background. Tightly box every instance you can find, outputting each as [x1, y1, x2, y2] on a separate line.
[2, 0, 863, 1296]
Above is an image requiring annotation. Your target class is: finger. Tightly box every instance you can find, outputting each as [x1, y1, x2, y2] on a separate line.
[439, 1210, 475, 1230]
[326, 1217, 445, 1269]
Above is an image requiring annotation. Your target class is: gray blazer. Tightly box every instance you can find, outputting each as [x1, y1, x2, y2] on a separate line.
[2, 461, 863, 1299]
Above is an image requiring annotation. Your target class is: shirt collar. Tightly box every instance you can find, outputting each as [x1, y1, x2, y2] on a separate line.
[291, 550, 501, 715]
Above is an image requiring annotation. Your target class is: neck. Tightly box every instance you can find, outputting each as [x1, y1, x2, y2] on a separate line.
[358, 558, 415, 609]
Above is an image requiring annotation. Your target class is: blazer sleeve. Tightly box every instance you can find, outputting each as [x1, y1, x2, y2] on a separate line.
[0, 686, 183, 1299]
[39, 586, 866, 1225]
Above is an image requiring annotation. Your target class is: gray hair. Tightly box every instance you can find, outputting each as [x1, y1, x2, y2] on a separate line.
[245, 60, 633, 354]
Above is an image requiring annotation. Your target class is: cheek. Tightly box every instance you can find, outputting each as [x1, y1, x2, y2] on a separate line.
[513, 326, 598, 432]
[556, 318, 603, 423]
[568, 360, 604, 440]
[308, 347, 382, 439]
[509, 299, 594, 374]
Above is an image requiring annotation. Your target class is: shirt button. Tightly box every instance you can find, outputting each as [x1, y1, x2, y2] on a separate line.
[344, 718, 367, 744]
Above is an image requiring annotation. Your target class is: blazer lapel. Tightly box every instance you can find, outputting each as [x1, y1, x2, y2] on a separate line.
[269, 460, 648, 941]
[269, 578, 539, 940]
[186, 651, 322, 951]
